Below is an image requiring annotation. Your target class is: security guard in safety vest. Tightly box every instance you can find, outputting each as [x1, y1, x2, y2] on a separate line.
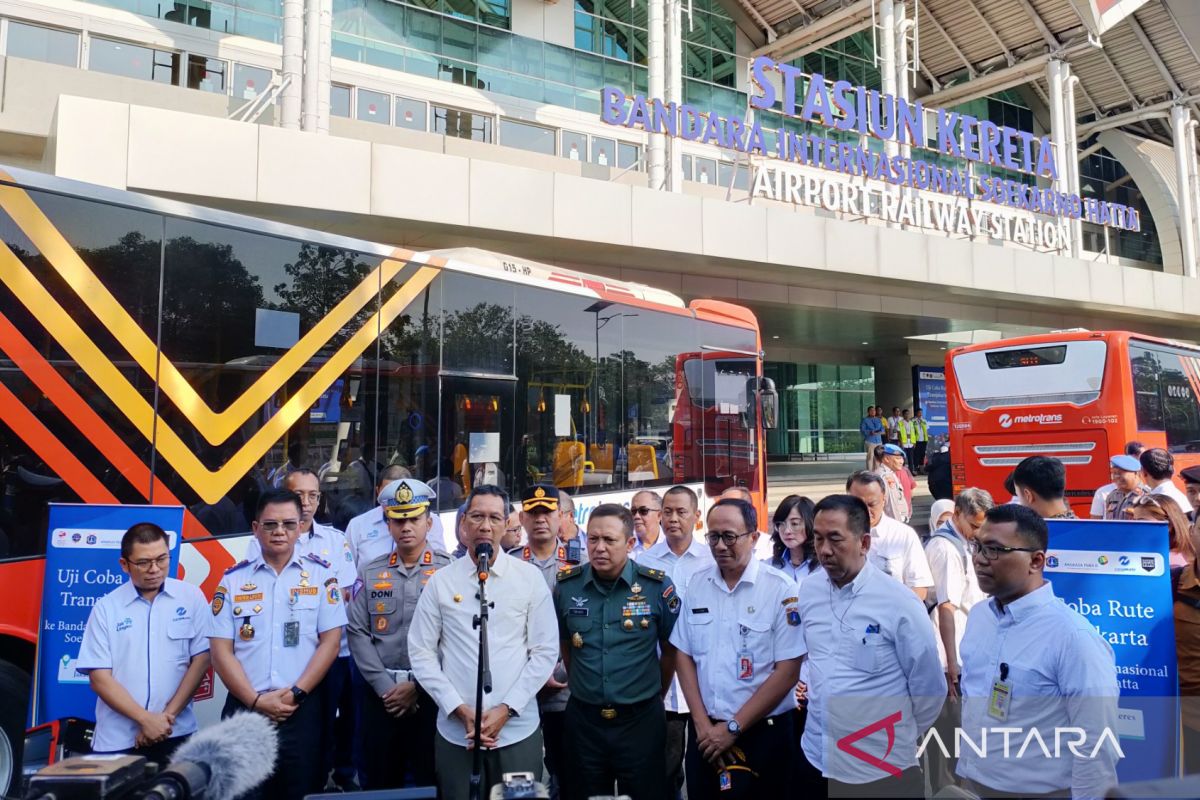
[347, 479, 451, 790]
[913, 409, 930, 474]
[210, 488, 347, 800]
[510, 483, 585, 800]
[555, 503, 681, 800]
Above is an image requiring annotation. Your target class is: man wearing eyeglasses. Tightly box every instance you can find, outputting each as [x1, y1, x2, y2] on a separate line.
[77, 522, 211, 765]
[508, 483, 585, 800]
[671, 498, 804, 798]
[631, 490, 664, 556]
[211, 488, 348, 800]
[794, 494, 943, 798]
[347, 479, 450, 790]
[245, 468, 360, 790]
[408, 485, 559, 800]
[636, 485, 715, 797]
[554, 503, 680, 800]
[957, 504, 1119, 798]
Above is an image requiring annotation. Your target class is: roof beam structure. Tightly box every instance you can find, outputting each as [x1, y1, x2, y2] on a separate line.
[961, 0, 1015, 67]
[920, 3, 977, 80]
[753, 0, 872, 62]
[1127, 10, 1182, 96]
[1010, 0, 1102, 116]
[732, 0, 778, 42]
[920, 54, 1057, 107]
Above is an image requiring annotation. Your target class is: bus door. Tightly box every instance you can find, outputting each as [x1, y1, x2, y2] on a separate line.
[438, 374, 516, 504]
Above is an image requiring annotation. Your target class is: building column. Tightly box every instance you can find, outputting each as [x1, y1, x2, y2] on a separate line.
[666, 0, 683, 191]
[301, 0, 320, 132]
[1171, 104, 1198, 278]
[1065, 74, 1081, 257]
[879, 0, 898, 162]
[1046, 59, 1068, 197]
[894, 1, 912, 162]
[281, 0, 303, 129]
[647, 0, 666, 189]
[317, 0, 332, 134]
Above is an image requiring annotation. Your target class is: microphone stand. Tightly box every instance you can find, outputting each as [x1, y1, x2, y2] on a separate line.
[469, 546, 493, 800]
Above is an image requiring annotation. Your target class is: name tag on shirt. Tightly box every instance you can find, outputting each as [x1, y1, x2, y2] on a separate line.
[988, 679, 1012, 721]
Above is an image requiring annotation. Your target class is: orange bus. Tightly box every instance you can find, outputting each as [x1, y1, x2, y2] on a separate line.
[0, 167, 773, 792]
[945, 330, 1200, 515]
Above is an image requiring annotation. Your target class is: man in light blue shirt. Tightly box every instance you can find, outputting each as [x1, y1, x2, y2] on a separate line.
[77, 522, 211, 764]
[957, 504, 1119, 799]
[860, 406, 884, 467]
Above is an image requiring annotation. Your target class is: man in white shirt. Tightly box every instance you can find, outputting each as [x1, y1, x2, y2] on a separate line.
[1141, 447, 1194, 515]
[630, 490, 664, 556]
[408, 485, 559, 800]
[846, 471, 933, 602]
[957, 504, 1119, 798]
[672, 498, 804, 797]
[345, 465, 414, 567]
[77, 523, 210, 764]
[634, 484, 715, 797]
[795, 494, 944, 797]
[1090, 441, 1145, 518]
[926, 488, 992, 693]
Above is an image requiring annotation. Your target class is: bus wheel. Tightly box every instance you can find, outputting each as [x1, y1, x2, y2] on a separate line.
[0, 661, 28, 798]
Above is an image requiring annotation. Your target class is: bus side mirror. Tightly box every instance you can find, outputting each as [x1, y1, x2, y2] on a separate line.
[749, 377, 778, 430]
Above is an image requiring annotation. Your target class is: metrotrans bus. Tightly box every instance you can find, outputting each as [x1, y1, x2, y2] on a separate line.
[0, 166, 774, 791]
[945, 330, 1200, 513]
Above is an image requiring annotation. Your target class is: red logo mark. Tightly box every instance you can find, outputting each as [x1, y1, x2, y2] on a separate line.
[835, 711, 903, 777]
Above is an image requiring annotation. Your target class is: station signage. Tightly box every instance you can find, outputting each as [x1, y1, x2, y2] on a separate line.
[600, 55, 1141, 244]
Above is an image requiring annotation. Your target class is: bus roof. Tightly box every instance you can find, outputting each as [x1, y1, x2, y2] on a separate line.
[947, 330, 1200, 358]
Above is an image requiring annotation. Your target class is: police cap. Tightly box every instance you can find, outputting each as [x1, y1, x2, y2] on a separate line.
[521, 483, 559, 512]
[384, 479, 435, 519]
[1181, 466, 1200, 486]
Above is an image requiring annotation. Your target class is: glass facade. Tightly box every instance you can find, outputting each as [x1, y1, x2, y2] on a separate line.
[766, 362, 875, 455]
[1080, 145, 1162, 266]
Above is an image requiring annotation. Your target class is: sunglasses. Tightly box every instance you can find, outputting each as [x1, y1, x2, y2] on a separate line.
[631, 506, 660, 516]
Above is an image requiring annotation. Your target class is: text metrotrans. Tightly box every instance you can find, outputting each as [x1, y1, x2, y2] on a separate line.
[601, 55, 1140, 232]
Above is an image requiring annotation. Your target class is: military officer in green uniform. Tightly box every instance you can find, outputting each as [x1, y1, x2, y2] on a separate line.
[554, 502, 681, 800]
[347, 479, 451, 790]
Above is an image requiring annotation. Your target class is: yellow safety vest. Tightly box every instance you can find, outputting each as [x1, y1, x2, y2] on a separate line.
[913, 418, 929, 442]
[898, 419, 916, 446]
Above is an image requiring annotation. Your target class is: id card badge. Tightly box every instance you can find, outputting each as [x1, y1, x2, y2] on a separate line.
[736, 649, 754, 681]
[283, 620, 300, 648]
[719, 770, 732, 792]
[987, 679, 1012, 721]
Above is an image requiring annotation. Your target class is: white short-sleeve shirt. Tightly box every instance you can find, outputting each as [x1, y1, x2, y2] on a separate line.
[869, 515, 934, 591]
[924, 525, 985, 669]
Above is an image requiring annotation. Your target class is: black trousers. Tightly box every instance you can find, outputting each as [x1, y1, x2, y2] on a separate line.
[541, 709, 565, 800]
[914, 441, 927, 471]
[684, 712, 795, 800]
[320, 655, 357, 785]
[99, 734, 190, 767]
[562, 696, 667, 800]
[222, 690, 323, 800]
[358, 679, 437, 790]
[830, 764, 925, 798]
[665, 710, 689, 797]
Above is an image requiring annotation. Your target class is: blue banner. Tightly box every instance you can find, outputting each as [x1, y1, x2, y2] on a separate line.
[912, 365, 948, 440]
[34, 504, 184, 726]
[1045, 519, 1178, 782]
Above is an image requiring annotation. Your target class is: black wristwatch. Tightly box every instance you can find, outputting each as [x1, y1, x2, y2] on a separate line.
[290, 686, 309, 705]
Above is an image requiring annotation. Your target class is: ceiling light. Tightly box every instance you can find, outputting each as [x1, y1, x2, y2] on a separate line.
[861, 341, 869, 345]
[772, 335, 780, 339]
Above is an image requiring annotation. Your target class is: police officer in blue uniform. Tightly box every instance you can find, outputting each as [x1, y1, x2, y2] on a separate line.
[347, 479, 452, 790]
[210, 488, 347, 800]
[554, 503, 680, 800]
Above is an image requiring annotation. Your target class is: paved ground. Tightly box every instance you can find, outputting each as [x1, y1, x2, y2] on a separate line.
[765, 458, 935, 531]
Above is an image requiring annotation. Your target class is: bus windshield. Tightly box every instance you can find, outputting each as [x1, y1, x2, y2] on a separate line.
[952, 340, 1107, 410]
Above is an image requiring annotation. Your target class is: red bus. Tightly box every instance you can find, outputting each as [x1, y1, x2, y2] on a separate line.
[0, 167, 774, 791]
[945, 330, 1200, 514]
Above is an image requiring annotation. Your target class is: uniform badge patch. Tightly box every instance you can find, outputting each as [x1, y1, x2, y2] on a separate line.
[211, 585, 226, 616]
[786, 606, 801, 626]
[375, 616, 389, 632]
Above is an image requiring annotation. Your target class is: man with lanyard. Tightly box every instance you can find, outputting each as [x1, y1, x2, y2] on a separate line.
[957, 504, 1119, 798]
[795, 495, 944, 797]
[210, 489, 347, 799]
[510, 483, 585, 800]
[634, 484, 715, 798]
[77, 523, 210, 764]
[345, 465, 409, 568]
[631, 489, 664, 557]
[245, 468, 359, 791]
[886, 406, 902, 445]
[555, 504, 680, 800]
[912, 409, 929, 474]
[846, 470, 933, 602]
[898, 409, 916, 473]
[408, 485, 559, 800]
[1012, 456, 1077, 519]
[671, 499, 804, 798]
[859, 406, 883, 468]
[1102, 455, 1147, 520]
[346, 479, 451, 789]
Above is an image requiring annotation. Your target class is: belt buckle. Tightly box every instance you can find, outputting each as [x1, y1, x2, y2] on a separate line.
[600, 707, 617, 720]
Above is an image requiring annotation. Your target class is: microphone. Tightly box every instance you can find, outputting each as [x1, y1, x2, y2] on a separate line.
[475, 542, 494, 582]
[146, 712, 278, 800]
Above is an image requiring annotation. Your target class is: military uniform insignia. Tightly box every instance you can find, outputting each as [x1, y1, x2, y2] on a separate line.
[534, 486, 546, 499]
[571, 631, 583, 648]
[557, 546, 567, 563]
[640, 618, 650, 629]
[781, 596, 798, 606]
[224, 560, 250, 575]
[374, 581, 394, 590]
[304, 553, 332, 569]
[522, 547, 532, 561]
[668, 596, 681, 614]
[375, 600, 387, 613]
[389, 552, 399, 567]
[240, 582, 257, 592]
[422, 550, 433, 565]
[378, 570, 391, 579]
[422, 568, 437, 576]
[233, 606, 243, 616]
[211, 585, 227, 616]
[252, 604, 263, 614]
[622, 618, 634, 631]
[786, 606, 801, 626]
[375, 616, 389, 632]
[630, 582, 642, 595]
[325, 577, 340, 605]
[239, 620, 255, 640]
[557, 565, 583, 581]
[453, 594, 463, 603]
[662, 585, 675, 600]
[299, 570, 311, 587]
[234, 592, 263, 602]
[398, 483, 414, 503]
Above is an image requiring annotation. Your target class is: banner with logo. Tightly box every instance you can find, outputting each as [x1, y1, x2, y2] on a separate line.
[1045, 518, 1178, 782]
[912, 365, 948, 439]
[34, 504, 184, 725]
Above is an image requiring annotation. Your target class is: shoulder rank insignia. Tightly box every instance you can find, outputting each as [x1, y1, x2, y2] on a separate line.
[557, 564, 583, 581]
[635, 563, 666, 581]
[223, 559, 250, 575]
[304, 552, 332, 569]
